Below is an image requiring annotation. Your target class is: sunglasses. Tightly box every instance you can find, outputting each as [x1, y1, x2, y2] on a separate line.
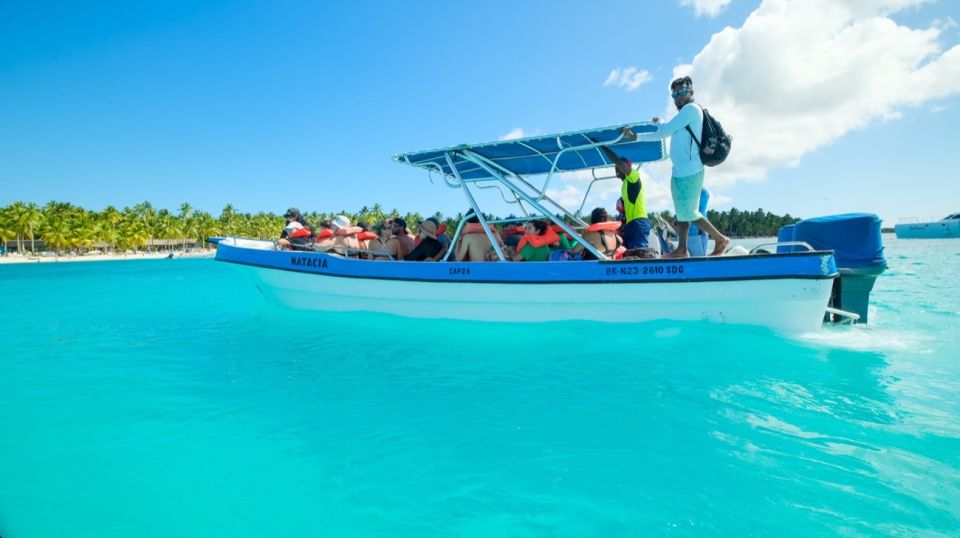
[671, 88, 692, 98]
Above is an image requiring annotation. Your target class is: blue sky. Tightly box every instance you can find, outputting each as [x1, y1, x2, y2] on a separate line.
[1, 0, 958, 225]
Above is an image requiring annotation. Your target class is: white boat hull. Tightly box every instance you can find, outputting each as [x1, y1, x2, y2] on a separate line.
[894, 220, 960, 239]
[238, 264, 834, 333]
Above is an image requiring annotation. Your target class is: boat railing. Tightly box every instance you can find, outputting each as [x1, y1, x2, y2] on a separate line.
[331, 247, 395, 260]
[749, 241, 815, 254]
[575, 169, 619, 217]
[442, 214, 586, 262]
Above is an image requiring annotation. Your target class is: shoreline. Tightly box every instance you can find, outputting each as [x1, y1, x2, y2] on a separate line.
[0, 250, 215, 265]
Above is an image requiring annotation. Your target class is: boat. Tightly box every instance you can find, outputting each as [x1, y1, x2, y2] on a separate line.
[894, 214, 960, 239]
[215, 122, 853, 333]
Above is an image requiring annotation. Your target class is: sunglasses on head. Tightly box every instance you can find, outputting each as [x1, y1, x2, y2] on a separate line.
[671, 88, 692, 98]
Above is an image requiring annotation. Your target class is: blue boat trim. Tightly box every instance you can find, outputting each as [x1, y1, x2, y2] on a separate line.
[216, 243, 839, 284]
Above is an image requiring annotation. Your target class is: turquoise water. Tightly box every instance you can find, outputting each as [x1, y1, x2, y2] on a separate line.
[1, 237, 958, 537]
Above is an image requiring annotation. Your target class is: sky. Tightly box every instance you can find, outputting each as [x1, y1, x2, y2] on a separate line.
[1, 0, 959, 225]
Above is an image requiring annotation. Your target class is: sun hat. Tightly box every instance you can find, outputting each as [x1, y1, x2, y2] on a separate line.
[331, 215, 351, 229]
[418, 220, 438, 239]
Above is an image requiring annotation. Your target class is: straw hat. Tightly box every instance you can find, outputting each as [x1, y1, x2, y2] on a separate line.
[418, 220, 438, 239]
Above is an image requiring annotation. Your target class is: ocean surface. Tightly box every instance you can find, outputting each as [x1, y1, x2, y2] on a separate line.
[1, 236, 958, 537]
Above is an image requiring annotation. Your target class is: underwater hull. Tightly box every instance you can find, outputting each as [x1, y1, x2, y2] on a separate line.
[216, 239, 838, 333]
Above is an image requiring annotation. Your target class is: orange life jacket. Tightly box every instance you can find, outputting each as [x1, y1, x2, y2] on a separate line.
[463, 222, 497, 234]
[516, 228, 561, 252]
[586, 221, 621, 233]
[315, 229, 334, 240]
[356, 231, 378, 242]
[549, 224, 574, 239]
[288, 227, 312, 239]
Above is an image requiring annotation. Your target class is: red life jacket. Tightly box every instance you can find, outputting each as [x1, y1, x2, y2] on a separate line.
[315, 229, 334, 240]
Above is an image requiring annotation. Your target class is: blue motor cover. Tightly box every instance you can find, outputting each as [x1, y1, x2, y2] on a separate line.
[784, 213, 886, 269]
[777, 224, 798, 253]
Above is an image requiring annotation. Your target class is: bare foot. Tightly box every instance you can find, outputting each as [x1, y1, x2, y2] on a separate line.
[663, 249, 689, 259]
[710, 236, 730, 256]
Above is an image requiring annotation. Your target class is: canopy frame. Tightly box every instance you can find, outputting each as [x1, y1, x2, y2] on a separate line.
[394, 122, 665, 262]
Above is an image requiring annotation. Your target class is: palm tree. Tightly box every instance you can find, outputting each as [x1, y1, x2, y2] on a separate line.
[0, 206, 16, 255]
[219, 204, 238, 236]
[21, 203, 43, 253]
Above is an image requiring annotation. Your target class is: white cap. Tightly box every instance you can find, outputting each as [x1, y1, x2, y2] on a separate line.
[332, 215, 351, 229]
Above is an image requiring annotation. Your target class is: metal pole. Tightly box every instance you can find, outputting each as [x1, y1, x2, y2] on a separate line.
[461, 150, 587, 227]
[443, 152, 507, 262]
[460, 150, 607, 260]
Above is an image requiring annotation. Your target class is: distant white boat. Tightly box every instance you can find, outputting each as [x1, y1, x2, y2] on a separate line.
[894, 213, 960, 239]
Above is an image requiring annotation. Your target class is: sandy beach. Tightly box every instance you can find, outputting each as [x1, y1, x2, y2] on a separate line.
[0, 250, 215, 265]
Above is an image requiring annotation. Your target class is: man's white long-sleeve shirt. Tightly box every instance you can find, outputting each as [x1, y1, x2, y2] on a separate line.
[635, 102, 704, 177]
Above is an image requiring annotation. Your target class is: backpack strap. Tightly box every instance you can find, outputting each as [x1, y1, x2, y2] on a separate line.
[685, 103, 704, 148]
[685, 125, 701, 148]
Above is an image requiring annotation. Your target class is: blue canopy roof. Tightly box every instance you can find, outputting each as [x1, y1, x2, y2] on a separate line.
[393, 122, 666, 180]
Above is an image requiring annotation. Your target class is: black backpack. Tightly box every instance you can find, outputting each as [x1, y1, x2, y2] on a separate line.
[686, 105, 731, 167]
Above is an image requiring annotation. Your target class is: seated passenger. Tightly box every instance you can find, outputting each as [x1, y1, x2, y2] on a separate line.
[404, 219, 444, 261]
[385, 217, 415, 260]
[277, 207, 315, 250]
[425, 217, 451, 260]
[455, 213, 502, 261]
[501, 224, 525, 249]
[331, 215, 363, 257]
[313, 220, 337, 252]
[355, 222, 378, 251]
[513, 219, 562, 261]
[365, 221, 393, 260]
[575, 207, 624, 260]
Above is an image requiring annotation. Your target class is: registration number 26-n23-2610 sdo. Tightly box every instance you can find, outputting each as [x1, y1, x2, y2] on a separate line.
[605, 264, 685, 277]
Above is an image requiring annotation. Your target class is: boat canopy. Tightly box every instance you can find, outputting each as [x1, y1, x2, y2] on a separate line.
[393, 122, 665, 180]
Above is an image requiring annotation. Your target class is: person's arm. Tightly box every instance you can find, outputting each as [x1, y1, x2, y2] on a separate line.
[428, 241, 448, 261]
[455, 238, 469, 261]
[632, 104, 699, 141]
[598, 145, 633, 177]
[386, 238, 402, 260]
[404, 240, 432, 261]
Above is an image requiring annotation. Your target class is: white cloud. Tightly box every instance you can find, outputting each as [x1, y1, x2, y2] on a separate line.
[603, 67, 653, 91]
[556, 0, 960, 214]
[680, 0, 733, 18]
[499, 127, 526, 141]
[661, 0, 960, 189]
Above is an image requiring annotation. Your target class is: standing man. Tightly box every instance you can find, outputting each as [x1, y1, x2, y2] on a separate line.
[598, 145, 651, 249]
[623, 76, 728, 258]
[687, 187, 711, 257]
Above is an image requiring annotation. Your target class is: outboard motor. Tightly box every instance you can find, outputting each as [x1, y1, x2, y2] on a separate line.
[778, 213, 886, 323]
